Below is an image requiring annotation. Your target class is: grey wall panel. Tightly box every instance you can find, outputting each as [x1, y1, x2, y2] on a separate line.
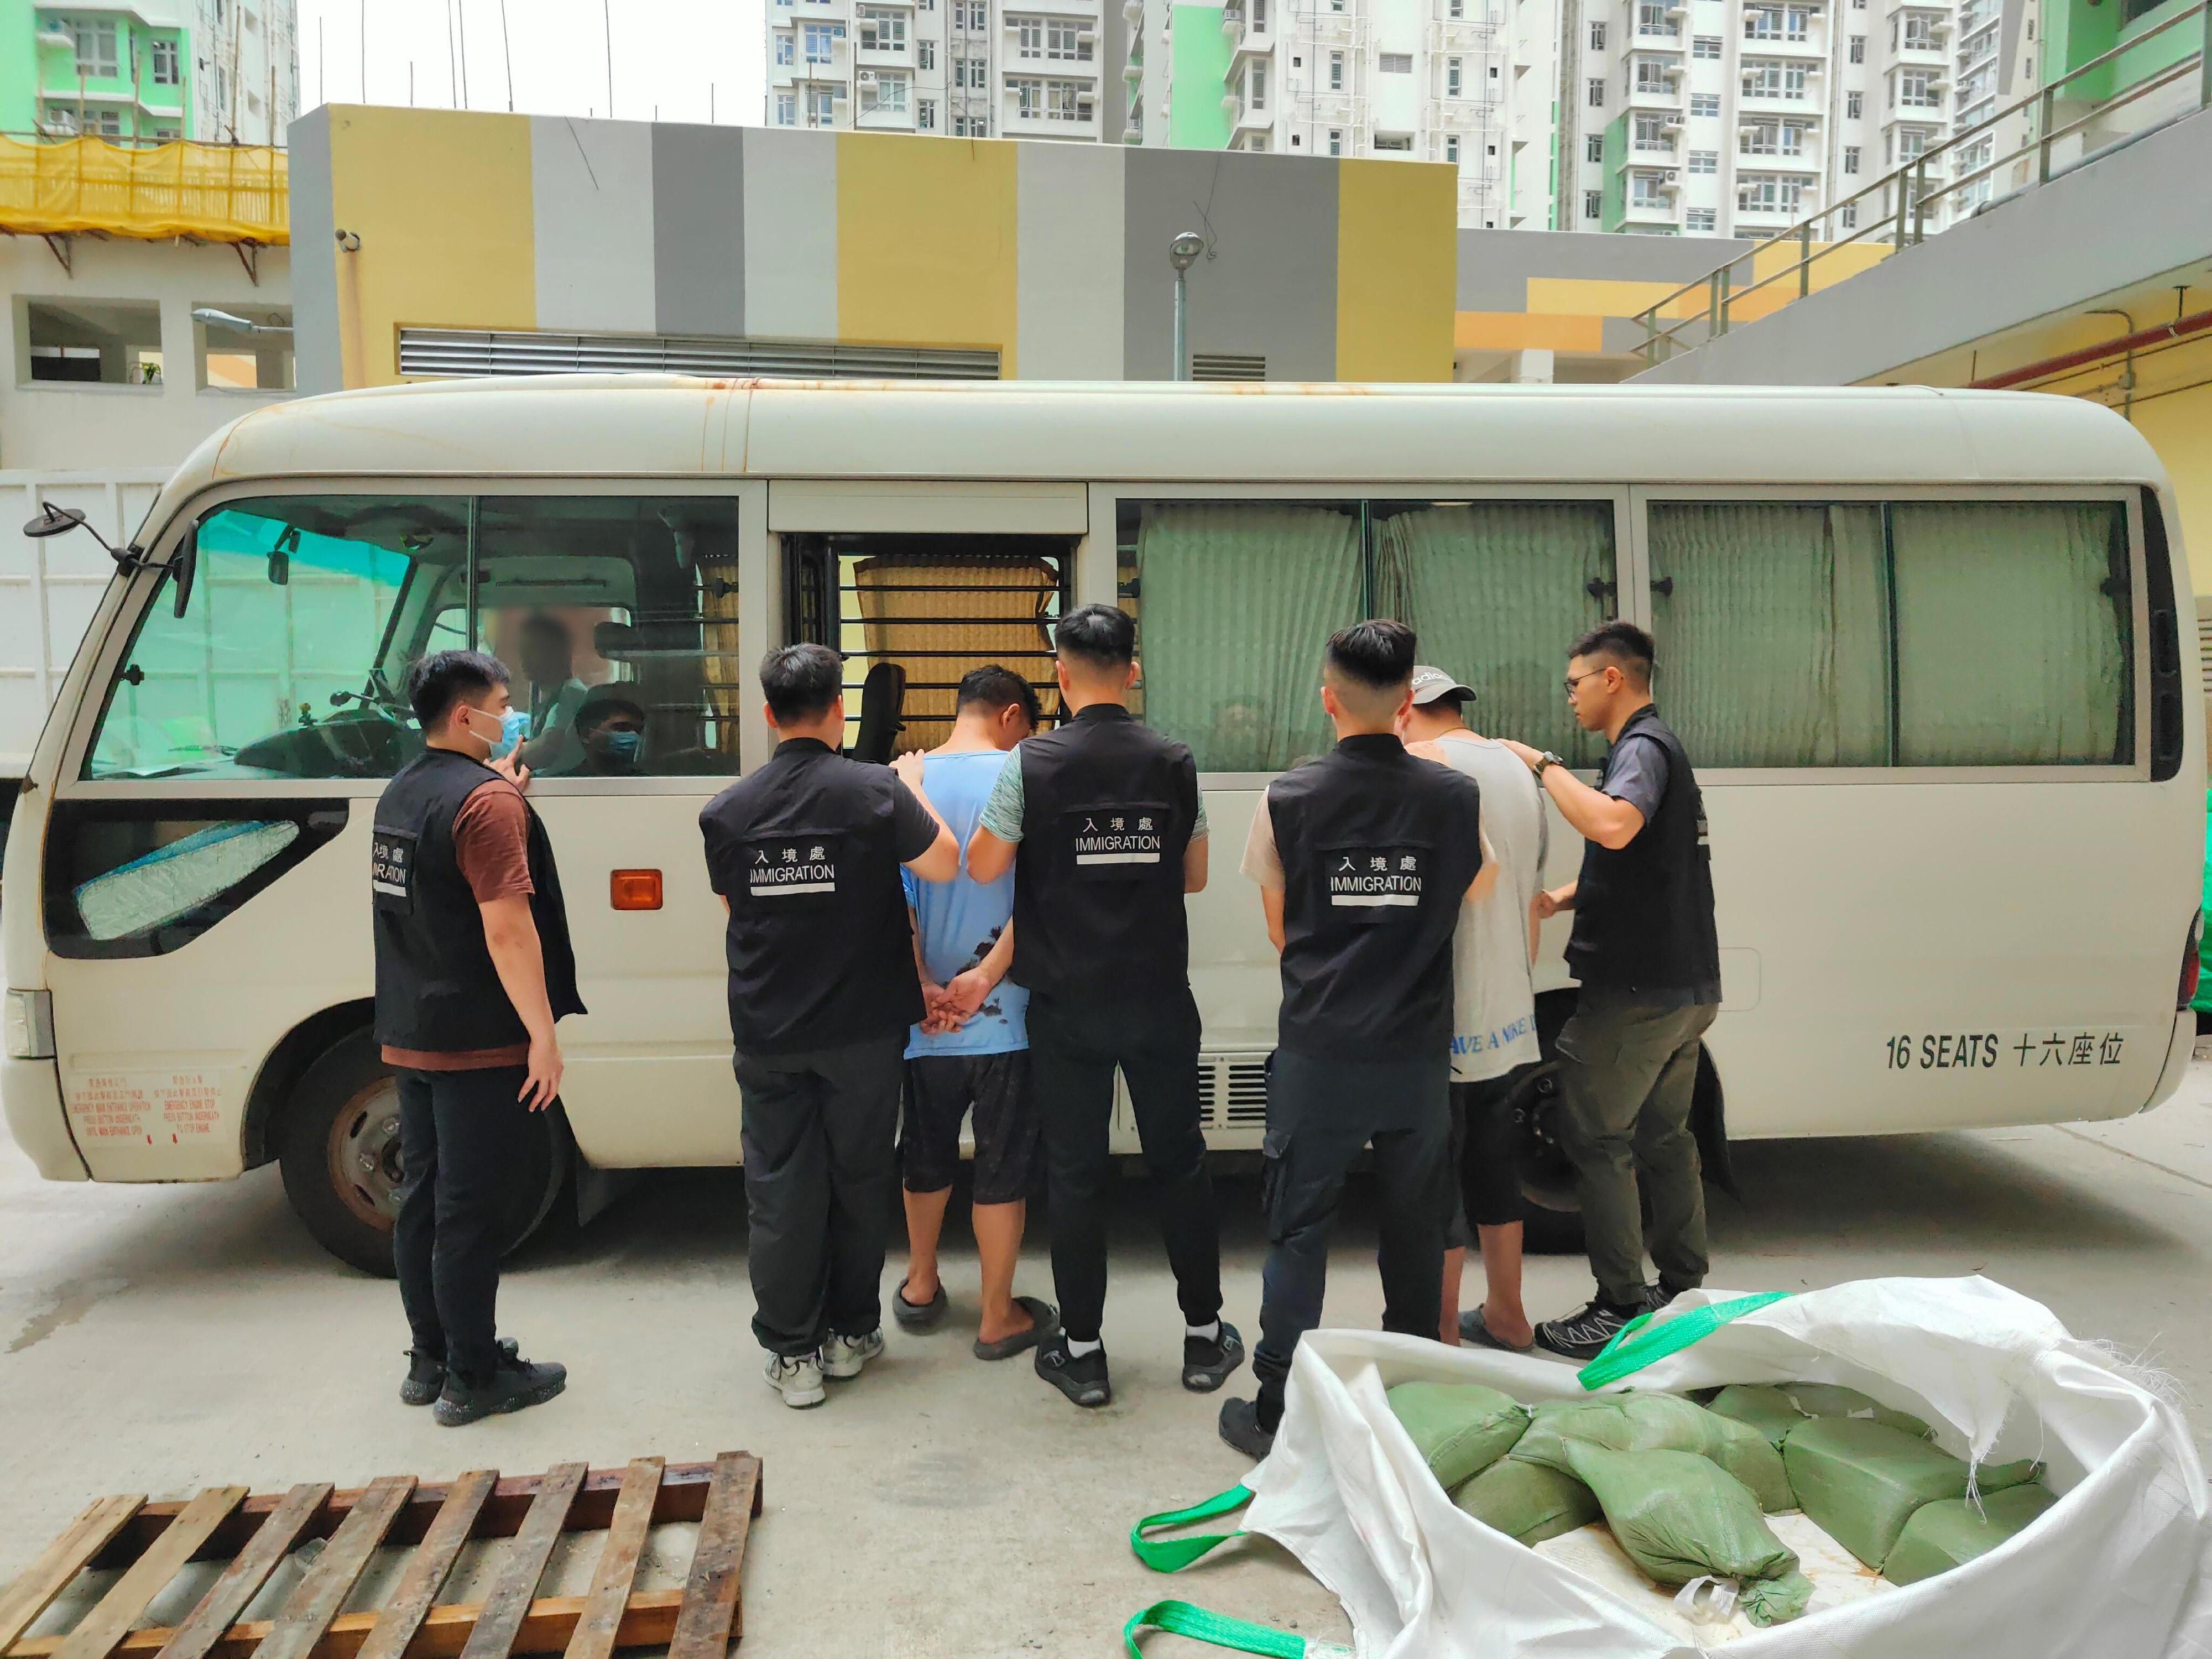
[1018, 145, 1126, 379]
[651, 123, 748, 337]
[1122, 150, 1337, 381]
[288, 107, 342, 395]
[533, 117, 658, 333]
[1631, 109, 2212, 386]
[742, 128, 839, 341]
[1455, 226, 1756, 310]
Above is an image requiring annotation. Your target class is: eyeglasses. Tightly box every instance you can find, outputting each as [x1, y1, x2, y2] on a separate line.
[1563, 668, 1609, 695]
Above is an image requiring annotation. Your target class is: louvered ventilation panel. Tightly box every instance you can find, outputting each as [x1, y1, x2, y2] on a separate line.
[2197, 598, 2212, 698]
[397, 328, 1001, 381]
[1196, 1054, 1272, 1128]
[1191, 352, 1267, 382]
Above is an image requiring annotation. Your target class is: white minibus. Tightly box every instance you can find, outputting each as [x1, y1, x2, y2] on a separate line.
[2, 378, 2198, 1271]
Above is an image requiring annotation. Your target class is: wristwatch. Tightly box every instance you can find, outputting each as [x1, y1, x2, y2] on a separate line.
[1532, 751, 1565, 778]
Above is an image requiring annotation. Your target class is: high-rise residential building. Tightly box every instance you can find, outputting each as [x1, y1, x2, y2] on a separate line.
[1560, 0, 1972, 240]
[764, 0, 1112, 139]
[8, 3, 298, 146]
[1118, 0, 1562, 227]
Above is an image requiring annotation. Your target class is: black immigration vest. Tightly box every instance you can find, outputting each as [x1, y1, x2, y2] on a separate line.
[1009, 703, 1199, 1001]
[698, 738, 925, 1054]
[1566, 705, 1721, 999]
[1267, 732, 1484, 1062]
[371, 747, 583, 1053]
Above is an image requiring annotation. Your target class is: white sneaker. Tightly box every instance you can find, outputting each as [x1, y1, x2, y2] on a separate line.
[765, 1350, 826, 1408]
[820, 1328, 885, 1380]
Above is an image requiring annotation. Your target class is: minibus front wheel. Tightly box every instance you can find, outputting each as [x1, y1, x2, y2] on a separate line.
[276, 1029, 568, 1276]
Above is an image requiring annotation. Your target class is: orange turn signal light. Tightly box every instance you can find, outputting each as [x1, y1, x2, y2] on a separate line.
[610, 869, 663, 911]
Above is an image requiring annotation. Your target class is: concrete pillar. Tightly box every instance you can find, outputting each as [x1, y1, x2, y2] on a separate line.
[1509, 348, 1556, 383]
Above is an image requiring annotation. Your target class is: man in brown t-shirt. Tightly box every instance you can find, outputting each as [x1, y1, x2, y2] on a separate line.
[372, 649, 582, 1427]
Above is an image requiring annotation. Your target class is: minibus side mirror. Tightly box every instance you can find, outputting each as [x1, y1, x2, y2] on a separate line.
[170, 528, 198, 619]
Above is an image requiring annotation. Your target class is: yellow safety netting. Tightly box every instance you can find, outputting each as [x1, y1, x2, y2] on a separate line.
[0, 135, 287, 244]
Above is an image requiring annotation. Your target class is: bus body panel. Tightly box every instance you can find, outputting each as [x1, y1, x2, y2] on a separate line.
[1, 380, 2197, 1216]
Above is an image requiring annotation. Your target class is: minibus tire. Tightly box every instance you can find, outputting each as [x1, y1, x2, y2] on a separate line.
[277, 1031, 562, 1277]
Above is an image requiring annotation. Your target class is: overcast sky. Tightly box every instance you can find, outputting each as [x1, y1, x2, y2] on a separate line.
[295, 0, 767, 129]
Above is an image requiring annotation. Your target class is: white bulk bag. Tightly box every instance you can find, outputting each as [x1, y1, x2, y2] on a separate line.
[1230, 1276, 2212, 1659]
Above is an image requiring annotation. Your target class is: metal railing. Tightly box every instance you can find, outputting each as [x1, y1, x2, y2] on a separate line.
[1632, 0, 2212, 365]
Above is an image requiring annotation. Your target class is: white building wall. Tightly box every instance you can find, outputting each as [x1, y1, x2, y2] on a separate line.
[191, 0, 299, 145]
[1220, 0, 1556, 228]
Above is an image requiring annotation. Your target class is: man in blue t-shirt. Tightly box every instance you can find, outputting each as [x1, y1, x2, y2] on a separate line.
[893, 666, 1062, 1361]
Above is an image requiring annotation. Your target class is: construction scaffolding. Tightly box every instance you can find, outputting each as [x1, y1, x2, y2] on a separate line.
[0, 135, 288, 246]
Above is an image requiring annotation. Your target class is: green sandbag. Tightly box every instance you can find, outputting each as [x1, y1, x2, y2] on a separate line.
[1385, 1381, 1532, 1490]
[1510, 1394, 1794, 1513]
[1563, 1442, 1799, 1586]
[1707, 1384, 1813, 1448]
[1449, 1455, 1601, 1547]
[1777, 1383, 1931, 1439]
[1882, 1483, 2058, 1586]
[1782, 1417, 1973, 1568]
[1741, 1569, 1816, 1627]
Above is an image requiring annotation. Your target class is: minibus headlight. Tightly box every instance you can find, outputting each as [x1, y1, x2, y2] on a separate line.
[2182, 914, 2205, 1012]
[4, 989, 54, 1060]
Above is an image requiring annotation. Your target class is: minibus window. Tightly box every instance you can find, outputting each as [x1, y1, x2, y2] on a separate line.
[1126, 501, 1362, 773]
[84, 496, 456, 781]
[1648, 502, 1892, 767]
[476, 497, 745, 777]
[1891, 500, 2132, 766]
[1373, 500, 1619, 768]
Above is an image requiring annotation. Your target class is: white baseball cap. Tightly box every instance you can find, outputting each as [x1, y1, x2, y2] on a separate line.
[1408, 665, 1475, 706]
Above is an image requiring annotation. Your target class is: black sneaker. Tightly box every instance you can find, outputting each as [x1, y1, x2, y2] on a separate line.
[1181, 1321, 1246, 1392]
[1642, 1281, 1690, 1314]
[1532, 1298, 1645, 1362]
[432, 1349, 567, 1427]
[400, 1338, 515, 1406]
[1218, 1396, 1277, 1460]
[1034, 1334, 1112, 1408]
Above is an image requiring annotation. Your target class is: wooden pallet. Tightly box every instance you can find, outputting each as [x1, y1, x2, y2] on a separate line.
[0, 1455, 762, 1659]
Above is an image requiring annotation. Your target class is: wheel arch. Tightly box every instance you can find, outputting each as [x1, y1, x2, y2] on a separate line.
[240, 999, 374, 1170]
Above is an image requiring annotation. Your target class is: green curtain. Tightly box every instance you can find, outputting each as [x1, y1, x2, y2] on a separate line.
[1892, 502, 2131, 766]
[1374, 502, 1618, 766]
[1135, 503, 1361, 771]
[1648, 503, 1890, 767]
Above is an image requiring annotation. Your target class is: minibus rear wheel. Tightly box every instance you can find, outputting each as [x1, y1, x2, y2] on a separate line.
[276, 1030, 566, 1277]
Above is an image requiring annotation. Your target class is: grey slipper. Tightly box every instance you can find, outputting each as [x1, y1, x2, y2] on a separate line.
[894, 1280, 947, 1333]
[1459, 1305, 1535, 1354]
[973, 1296, 1058, 1361]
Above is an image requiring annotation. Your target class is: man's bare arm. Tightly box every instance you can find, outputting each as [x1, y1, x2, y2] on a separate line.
[479, 894, 561, 1110]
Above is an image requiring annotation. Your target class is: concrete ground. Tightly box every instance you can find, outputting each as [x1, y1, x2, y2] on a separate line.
[5, 1069, 2212, 1658]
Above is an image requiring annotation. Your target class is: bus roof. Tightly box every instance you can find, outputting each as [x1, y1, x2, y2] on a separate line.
[157, 378, 2162, 530]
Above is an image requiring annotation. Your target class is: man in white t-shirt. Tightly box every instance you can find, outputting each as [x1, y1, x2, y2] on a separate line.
[1400, 665, 1548, 1353]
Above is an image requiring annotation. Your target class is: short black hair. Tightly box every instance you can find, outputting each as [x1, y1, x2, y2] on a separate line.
[1325, 618, 1417, 692]
[407, 649, 509, 729]
[575, 686, 648, 737]
[760, 643, 844, 726]
[1569, 620, 1656, 688]
[956, 664, 1043, 731]
[1055, 604, 1136, 675]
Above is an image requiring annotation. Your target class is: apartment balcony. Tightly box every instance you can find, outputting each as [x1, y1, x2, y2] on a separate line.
[1742, 29, 1829, 58]
[1633, 27, 1686, 51]
[1623, 76, 1687, 112]
[1738, 144, 1823, 172]
[792, 0, 846, 17]
[1220, 90, 1273, 133]
[1738, 80, 1820, 113]
[1625, 135, 1683, 165]
[1623, 195, 1683, 227]
[855, 36, 911, 65]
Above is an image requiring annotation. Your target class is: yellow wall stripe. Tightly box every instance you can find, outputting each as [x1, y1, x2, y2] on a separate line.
[1454, 311, 1606, 352]
[836, 133, 1019, 375]
[1335, 159, 1455, 382]
[327, 106, 535, 388]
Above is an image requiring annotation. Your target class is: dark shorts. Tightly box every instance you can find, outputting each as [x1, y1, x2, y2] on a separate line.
[1447, 1071, 1526, 1245]
[900, 1050, 1039, 1207]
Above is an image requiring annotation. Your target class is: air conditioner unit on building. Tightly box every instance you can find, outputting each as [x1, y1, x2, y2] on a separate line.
[858, 69, 877, 82]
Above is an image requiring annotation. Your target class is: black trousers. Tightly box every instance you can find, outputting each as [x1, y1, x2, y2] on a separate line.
[394, 1064, 530, 1385]
[1254, 1048, 1452, 1422]
[734, 1030, 905, 1358]
[1027, 987, 1222, 1344]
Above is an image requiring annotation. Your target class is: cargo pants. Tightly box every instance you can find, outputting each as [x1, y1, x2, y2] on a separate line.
[1553, 992, 1719, 1308]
